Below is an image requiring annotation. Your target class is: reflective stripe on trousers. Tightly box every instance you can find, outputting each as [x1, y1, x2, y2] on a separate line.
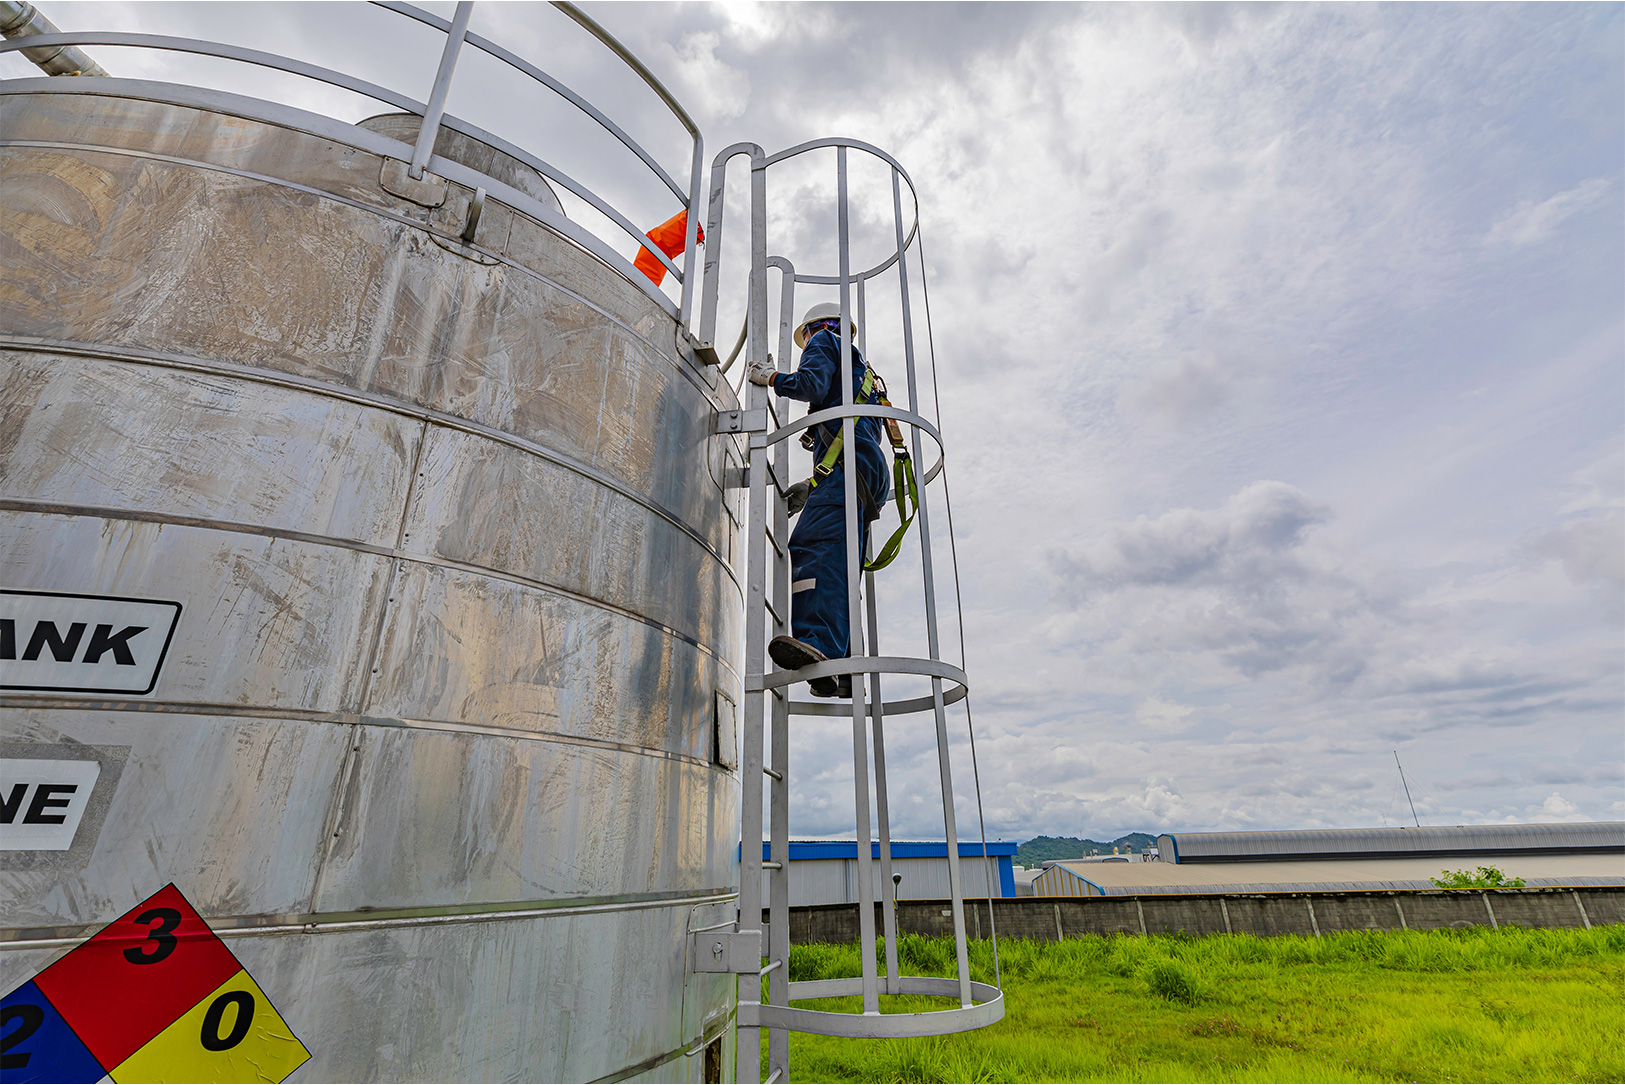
[788, 499, 870, 661]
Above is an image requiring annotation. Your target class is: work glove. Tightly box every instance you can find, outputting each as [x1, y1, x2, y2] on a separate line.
[746, 361, 776, 387]
[785, 480, 811, 515]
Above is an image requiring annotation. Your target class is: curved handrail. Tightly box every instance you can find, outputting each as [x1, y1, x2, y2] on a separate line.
[698, 141, 767, 350]
[762, 403, 945, 489]
[0, 31, 425, 114]
[763, 402, 941, 453]
[747, 978, 1003, 1038]
[377, 1, 687, 202]
[754, 655, 970, 720]
[787, 678, 967, 719]
[765, 135, 916, 188]
[549, 0, 697, 137]
[1, 7, 706, 314]
[762, 136, 921, 281]
[0, 75, 682, 317]
[0, 31, 688, 282]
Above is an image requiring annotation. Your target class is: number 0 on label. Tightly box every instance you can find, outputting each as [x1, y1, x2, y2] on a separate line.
[110, 969, 309, 1084]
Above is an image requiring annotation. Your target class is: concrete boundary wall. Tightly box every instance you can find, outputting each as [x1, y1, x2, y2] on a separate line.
[774, 887, 1625, 944]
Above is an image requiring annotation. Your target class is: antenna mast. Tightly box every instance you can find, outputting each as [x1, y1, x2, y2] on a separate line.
[1394, 751, 1420, 827]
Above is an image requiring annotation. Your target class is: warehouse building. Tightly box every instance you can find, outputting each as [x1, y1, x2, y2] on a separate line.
[762, 841, 1018, 906]
[1034, 822, 1624, 897]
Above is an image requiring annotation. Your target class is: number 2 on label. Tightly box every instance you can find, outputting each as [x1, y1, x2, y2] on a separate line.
[1, 1004, 45, 1070]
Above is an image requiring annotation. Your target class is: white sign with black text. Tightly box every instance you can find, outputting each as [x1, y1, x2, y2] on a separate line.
[0, 758, 104, 850]
[1, 590, 181, 694]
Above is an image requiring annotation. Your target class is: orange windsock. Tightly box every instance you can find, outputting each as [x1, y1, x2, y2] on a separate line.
[634, 209, 702, 285]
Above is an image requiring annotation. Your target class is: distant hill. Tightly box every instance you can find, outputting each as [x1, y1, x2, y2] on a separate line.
[1017, 833, 1157, 867]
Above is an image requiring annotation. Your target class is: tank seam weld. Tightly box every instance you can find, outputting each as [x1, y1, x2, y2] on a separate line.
[0, 890, 741, 948]
[0, 333, 743, 597]
[0, 694, 736, 767]
[0, 335, 743, 596]
[0, 495, 739, 677]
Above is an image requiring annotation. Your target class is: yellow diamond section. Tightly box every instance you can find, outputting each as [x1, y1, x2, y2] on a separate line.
[109, 968, 311, 1084]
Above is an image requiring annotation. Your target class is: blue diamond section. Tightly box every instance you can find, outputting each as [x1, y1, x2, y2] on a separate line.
[1, 980, 108, 1084]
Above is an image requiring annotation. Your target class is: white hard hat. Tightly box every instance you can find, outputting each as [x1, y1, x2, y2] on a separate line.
[793, 302, 856, 349]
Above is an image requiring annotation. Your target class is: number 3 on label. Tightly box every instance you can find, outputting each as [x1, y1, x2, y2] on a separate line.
[122, 907, 183, 965]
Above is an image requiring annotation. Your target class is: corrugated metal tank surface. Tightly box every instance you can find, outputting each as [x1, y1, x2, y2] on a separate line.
[1, 89, 744, 1082]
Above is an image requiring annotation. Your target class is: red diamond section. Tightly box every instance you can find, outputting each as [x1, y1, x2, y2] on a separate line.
[34, 884, 243, 1069]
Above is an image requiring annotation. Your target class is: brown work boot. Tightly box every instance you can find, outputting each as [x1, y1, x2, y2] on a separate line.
[769, 635, 826, 672]
[810, 674, 852, 699]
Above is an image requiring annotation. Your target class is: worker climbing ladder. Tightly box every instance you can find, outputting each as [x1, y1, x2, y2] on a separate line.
[697, 138, 1004, 1083]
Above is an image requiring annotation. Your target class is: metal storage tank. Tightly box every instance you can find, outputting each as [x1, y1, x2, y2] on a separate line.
[0, 7, 743, 1080]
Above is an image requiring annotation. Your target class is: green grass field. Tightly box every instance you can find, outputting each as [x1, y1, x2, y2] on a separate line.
[765, 925, 1625, 1083]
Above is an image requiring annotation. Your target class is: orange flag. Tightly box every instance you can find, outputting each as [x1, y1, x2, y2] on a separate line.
[634, 209, 702, 285]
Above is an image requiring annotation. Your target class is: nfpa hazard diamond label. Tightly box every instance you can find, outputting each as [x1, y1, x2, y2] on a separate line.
[1, 884, 309, 1083]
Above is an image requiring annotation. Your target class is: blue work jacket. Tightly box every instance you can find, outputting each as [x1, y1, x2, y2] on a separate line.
[773, 328, 891, 515]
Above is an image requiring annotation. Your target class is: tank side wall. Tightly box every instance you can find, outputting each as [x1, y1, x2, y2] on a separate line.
[0, 91, 741, 1083]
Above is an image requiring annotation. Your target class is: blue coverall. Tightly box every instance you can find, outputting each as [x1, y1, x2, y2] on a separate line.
[771, 327, 891, 660]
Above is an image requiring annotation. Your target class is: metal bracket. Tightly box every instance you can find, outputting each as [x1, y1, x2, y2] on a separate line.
[460, 185, 486, 242]
[380, 157, 447, 207]
[714, 409, 767, 435]
[686, 330, 722, 368]
[690, 929, 761, 973]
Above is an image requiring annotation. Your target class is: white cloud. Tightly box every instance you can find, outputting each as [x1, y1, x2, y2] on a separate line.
[1530, 792, 1584, 821]
[1486, 178, 1612, 248]
[657, 30, 752, 122]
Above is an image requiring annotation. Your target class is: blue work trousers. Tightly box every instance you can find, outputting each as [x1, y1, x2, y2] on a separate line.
[788, 493, 870, 661]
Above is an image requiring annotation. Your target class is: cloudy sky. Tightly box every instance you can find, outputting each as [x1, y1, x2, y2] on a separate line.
[16, 2, 1621, 843]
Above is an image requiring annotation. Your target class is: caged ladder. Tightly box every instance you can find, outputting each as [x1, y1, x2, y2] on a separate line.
[694, 138, 1004, 1083]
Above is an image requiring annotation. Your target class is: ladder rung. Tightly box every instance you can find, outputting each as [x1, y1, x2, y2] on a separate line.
[764, 524, 786, 557]
[762, 861, 783, 870]
[766, 1069, 784, 1085]
[760, 958, 783, 977]
[763, 766, 782, 780]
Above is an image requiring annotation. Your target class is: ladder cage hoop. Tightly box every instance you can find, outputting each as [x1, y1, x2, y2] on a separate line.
[746, 980, 1004, 1038]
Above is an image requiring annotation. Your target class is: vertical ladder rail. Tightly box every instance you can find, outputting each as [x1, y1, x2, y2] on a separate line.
[865, 567, 902, 989]
[892, 167, 972, 1007]
[734, 147, 771, 1085]
[836, 145, 881, 1017]
[765, 257, 797, 1084]
[856, 264, 900, 991]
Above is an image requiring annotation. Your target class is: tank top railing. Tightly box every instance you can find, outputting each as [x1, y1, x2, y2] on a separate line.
[0, 0, 705, 324]
[704, 138, 1003, 1083]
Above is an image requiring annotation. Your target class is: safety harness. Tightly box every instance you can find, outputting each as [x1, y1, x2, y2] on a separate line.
[800, 363, 920, 572]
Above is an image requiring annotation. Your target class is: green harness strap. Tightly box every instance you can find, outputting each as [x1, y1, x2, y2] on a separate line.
[803, 365, 921, 573]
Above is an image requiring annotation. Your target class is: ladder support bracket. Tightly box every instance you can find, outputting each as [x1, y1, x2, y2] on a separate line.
[690, 929, 762, 973]
[714, 408, 768, 434]
[686, 331, 722, 368]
